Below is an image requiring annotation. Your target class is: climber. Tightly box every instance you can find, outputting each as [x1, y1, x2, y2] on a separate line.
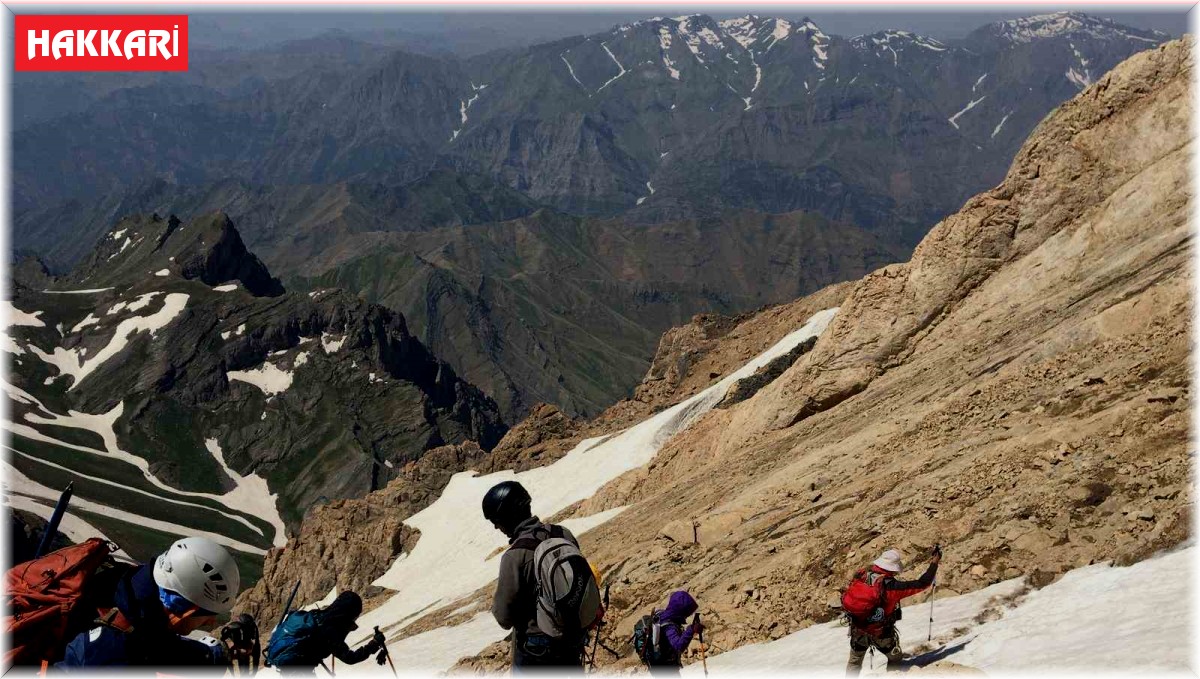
[842, 546, 941, 675]
[265, 590, 387, 675]
[633, 590, 705, 675]
[57, 536, 252, 669]
[484, 480, 597, 672]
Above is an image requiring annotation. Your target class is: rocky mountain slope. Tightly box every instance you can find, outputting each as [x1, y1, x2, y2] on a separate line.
[237, 37, 1190, 672]
[10, 13, 1169, 422]
[2, 213, 505, 582]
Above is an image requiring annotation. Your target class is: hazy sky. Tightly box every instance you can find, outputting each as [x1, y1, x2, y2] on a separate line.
[180, 7, 1190, 52]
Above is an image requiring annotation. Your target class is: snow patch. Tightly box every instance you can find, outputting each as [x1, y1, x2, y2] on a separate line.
[154, 269, 170, 277]
[321, 332, 347, 354]
[351, 309, 840, 654]
[29, 293, 188, 390]
[228, 362, 294, 396]
[685, 547, 1193, 675]
[70, 313, 101, 334]
[4, 301, 46, 328]
[973, 72, 988, 92]
[213, 283, 239, 292]
[657, 27, 680, 79]
[561, 53, 585, 88]
[204, 438, 287, 548]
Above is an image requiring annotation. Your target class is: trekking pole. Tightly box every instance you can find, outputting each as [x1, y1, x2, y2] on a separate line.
[34, 482, 73, 558]
[375, 626, 398, 677]
[927, 544, 941, 642]
[278, 580, 302, 628]
[694, 613, 708, 677]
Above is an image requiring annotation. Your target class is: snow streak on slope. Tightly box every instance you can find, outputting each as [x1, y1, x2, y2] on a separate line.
[3, 463, 267, 555]
[561, 53, 585, 88]
[684, 547, 1193, 675]
[948, 96, 987, 129]
[205, 439, 287, 547]
[350, 309, 840, 660]
[992, 113, 1011, 139]
[597, 42, 627, 92]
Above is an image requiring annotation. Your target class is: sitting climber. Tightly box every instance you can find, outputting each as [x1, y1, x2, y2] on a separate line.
[842, 546, 940, 675]
[633, 590, 704, 675]
[57, 537, 251, 669]
[266, 591, 386, 675]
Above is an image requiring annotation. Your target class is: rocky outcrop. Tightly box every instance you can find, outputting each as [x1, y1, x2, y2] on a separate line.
[478, 403, 582, 473]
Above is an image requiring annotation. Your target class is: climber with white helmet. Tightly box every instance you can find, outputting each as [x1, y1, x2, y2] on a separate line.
[58, 536, 253, 670]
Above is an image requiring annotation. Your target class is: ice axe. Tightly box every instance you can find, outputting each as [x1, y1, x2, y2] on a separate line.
[375, 626, 397, 677]
[694, 613, 708, 677]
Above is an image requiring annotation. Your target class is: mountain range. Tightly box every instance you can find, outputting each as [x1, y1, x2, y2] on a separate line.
[10, 12, 1169, 421]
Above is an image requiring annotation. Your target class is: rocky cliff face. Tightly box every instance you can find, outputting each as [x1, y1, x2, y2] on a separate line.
[3, 213, 506, 575]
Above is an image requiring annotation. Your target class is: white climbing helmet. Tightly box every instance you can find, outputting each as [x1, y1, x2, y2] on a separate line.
[153, 537, 241, 614]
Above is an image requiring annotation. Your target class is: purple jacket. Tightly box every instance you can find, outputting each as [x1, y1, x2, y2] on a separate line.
[657, 591, 699, 655]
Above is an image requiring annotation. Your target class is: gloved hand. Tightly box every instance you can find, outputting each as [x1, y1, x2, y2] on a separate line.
[373, 626, 387, 648]
[376, 649, 388, 666]
[220, 614, 259, 663]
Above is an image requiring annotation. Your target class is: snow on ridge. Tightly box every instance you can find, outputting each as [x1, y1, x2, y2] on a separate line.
[3, 301, 46, 328]
[992, 11, 1162, 45]
[28, 293, 189, 391]
[597, 42, 628, 92]
[948, 96, 987, 129]
[351, 308, 840, 658]
[205, 438, 287, 548]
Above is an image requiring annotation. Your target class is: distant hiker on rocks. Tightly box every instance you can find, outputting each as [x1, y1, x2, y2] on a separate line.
[265, 591, 387, 675]
[632, 590, 704, 675]
[841, 546, 940, 675]
[483, 480, 602, 673]
[57, 537, 249, 669]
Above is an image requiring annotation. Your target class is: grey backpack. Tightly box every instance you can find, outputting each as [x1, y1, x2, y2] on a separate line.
[515, 525, 602, 637]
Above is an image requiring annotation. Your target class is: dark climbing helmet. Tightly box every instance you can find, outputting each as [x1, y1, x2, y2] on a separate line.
[482, 480, 532, 529]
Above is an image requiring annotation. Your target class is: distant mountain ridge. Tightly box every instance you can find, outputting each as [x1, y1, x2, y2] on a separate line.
[9, 11, 1171, 420]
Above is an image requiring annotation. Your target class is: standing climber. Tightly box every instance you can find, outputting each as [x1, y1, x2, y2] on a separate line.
[57, 536, 252, 669]
[842, 546, 940, 675]
[632, 590, 704, 675]
[265, 591, 386, 675]
[484, 480, 600, 672]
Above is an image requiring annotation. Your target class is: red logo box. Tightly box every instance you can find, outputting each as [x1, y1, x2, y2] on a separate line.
[15, 14, 188, 71]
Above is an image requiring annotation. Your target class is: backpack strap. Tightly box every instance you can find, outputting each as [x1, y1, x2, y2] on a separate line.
[510, 524, 562, 552]
[95, 607, 134, 634]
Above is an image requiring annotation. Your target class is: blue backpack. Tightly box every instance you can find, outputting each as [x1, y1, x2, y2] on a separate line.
[264, 609, 324, 667]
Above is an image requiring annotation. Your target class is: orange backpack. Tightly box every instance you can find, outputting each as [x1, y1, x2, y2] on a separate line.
[4, 538, 124, 668]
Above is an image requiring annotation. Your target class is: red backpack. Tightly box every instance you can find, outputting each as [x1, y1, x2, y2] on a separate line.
[840, 569, 888, 625]
[3, 538, 126, 668]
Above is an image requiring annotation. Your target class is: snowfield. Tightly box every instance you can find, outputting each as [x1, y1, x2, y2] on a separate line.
[28, 292, 189, 390]
[205, 439, 288, 547]
[345, 309, 840, 661]
[684, 546, 1194, 675]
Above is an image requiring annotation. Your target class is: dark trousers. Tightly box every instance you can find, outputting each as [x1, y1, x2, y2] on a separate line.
[846, 627, 903, 676]
[512, 632, 585, 674]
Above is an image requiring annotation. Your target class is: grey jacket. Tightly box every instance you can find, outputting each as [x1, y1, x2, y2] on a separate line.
[491, 516, 579, 638]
